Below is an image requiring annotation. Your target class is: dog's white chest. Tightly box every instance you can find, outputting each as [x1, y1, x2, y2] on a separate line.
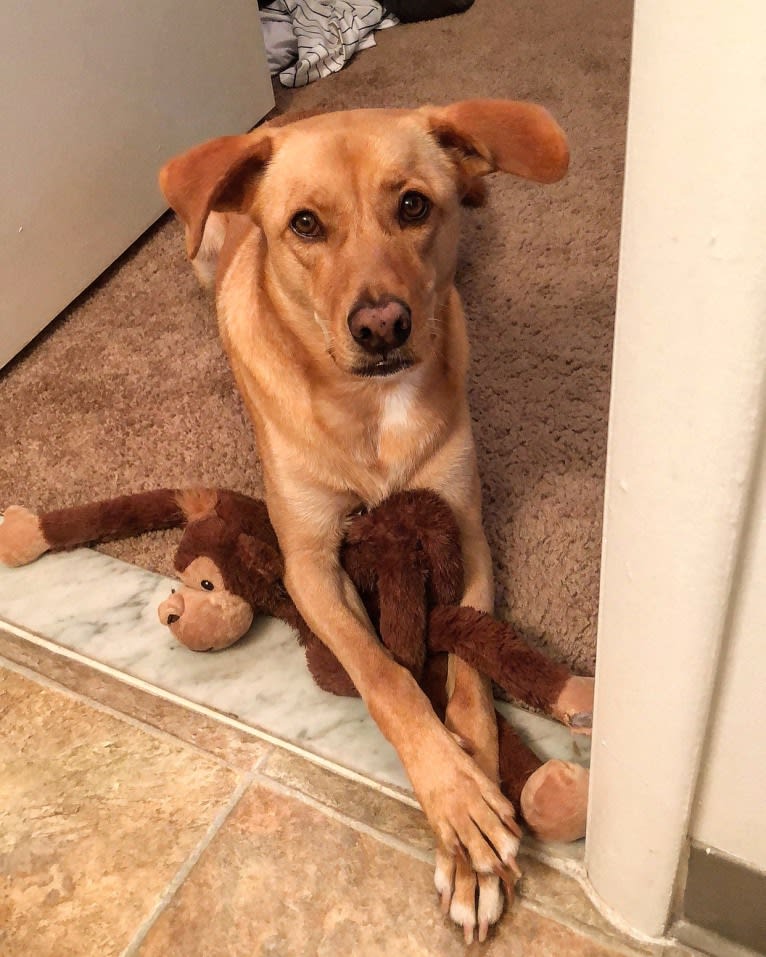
[378, 366, 427, 436]
[375, 367, 436, 481]
[380, 378, 418, 433]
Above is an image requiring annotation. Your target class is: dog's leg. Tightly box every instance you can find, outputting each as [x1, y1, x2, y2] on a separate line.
[432, 466, 516, 942]
[410, 432, 518, 937]
[445, 513, 497, 774]
[443, 518, 510, 942]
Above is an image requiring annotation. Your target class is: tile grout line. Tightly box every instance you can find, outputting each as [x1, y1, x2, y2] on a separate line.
[119, 769, 258, 957]
[0, 620, 421, 809]
[252, 770, 436, 867]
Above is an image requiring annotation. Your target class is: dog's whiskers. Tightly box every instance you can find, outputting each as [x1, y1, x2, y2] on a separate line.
[313, 311, 334, 351]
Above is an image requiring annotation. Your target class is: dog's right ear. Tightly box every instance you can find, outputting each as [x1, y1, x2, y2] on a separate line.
[159, 134, 272, 259]
[422, 99, 569, 206]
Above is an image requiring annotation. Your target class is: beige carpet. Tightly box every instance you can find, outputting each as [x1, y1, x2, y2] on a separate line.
[0, 0, 632, 675]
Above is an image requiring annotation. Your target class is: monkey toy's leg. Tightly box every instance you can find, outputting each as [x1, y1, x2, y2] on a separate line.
[497, 718, 589, 843]
[426, 605, 594, 734]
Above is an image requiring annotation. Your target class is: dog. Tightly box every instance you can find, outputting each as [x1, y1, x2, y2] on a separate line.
[159, 100, 568, 942]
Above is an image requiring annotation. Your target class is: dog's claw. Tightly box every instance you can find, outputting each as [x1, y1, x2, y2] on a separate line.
[498, 866, 517, 903]
[449, 896, 477, 944]
[502, 808, 523, 838]
[493, 858, 521, 893]
[440, 888, 451, 915]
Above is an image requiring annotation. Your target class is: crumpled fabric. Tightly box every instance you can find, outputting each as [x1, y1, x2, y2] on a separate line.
[260, 0, 397, 88]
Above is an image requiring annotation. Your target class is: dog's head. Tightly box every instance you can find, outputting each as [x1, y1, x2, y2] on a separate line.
[160, 100, 568, 378]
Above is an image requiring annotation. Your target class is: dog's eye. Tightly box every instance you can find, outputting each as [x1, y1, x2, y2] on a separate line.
[201, 579, 214, 591]
[399, 191, 431, 224]
[290, 210, 322, 238]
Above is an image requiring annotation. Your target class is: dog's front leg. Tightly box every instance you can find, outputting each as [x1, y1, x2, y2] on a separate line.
[278, 529, 520, 897]
[445, 503, 497, 776]
[434, 472, 516, 942]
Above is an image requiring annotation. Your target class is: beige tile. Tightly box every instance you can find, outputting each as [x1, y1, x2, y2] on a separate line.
[0, 667, 241, 957]
[0, 628, 269, 769]
[261, 746, 435, 853]
[139, 781, 649, 957]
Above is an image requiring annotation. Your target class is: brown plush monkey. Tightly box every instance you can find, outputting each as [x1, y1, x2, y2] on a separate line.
[0, 487, 592, 841]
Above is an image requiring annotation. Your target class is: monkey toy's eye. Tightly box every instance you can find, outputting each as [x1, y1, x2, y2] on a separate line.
[201, 580, 214, 591]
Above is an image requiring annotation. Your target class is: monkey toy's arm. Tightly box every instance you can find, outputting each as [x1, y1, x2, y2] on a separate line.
[0, 489, 190, 567]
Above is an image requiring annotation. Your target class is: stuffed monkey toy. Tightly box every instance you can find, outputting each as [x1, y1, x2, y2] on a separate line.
[0, 488, 593, 841]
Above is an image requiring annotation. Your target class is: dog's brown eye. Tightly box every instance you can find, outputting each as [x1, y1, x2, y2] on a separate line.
[290, 210, 322, 238]
[201, 580, 214, 591]
[399, 191, 430, 224]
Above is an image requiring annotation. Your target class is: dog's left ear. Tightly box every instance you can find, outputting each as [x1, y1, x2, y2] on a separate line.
[425, 99, 569, 194]
[159, 133, 273, 258]
[159, 112, 322, 260]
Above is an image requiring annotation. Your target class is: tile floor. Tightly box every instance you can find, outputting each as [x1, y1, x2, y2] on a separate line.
[0, 546, 702, 956]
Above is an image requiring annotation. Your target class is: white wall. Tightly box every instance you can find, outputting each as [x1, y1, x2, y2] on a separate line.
[690, 426, 766, 870]
[0, 1, 274, 368]
[585, 0, 766, 937]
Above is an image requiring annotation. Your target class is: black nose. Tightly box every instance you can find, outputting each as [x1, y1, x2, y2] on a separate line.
[348, 296, 411, 355]
[166, 614, 180, 625]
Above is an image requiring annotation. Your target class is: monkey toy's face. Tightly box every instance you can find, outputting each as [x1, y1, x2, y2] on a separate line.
[157, 555, 254, 652]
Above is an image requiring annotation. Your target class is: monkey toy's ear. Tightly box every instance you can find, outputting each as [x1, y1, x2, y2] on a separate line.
[233, 533, 287, 611]
[235, 533, 283, 580]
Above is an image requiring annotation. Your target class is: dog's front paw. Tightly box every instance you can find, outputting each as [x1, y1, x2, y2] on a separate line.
[435, 846, 509, 943]
[409, 732, 521, 940]
[0, 506, 48, 567]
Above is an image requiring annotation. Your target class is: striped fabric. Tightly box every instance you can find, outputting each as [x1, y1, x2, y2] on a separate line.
[262, 0, 397, 88]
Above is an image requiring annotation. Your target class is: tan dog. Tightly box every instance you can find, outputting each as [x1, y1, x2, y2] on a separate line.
[160, 101, 568, 942]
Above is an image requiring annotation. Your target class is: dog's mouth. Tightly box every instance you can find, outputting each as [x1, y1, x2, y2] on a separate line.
[352, 355, 416, 378]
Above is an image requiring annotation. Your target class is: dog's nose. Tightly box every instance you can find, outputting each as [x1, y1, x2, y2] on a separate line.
[348, 297, 411, 355]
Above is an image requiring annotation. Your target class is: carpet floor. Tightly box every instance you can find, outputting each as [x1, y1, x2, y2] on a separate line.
[0, 0, 632, 674]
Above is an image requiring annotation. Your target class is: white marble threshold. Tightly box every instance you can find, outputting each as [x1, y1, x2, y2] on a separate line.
[0, 544, 589, 858]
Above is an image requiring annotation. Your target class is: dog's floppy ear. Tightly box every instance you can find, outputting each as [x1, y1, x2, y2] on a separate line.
[159, 134, 272, 259]
[425, 99, 569, 193]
